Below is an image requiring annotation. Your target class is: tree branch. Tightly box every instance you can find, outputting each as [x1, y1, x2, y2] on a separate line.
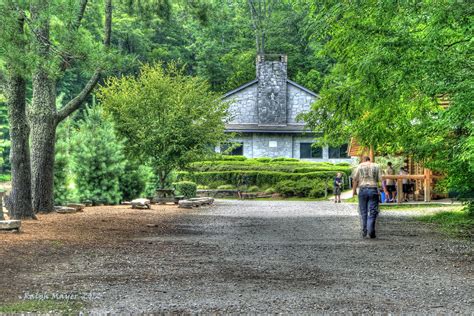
[56, 0, 112, 123]
[59, 0, 89, 71]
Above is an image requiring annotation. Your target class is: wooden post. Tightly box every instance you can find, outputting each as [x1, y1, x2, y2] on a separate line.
[396, 179, 402, 204]
[369, 145, 374, 163]
[424, 169, 432, 202]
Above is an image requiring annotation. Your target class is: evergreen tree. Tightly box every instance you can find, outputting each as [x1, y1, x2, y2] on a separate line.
[0, 98, 9, 172]
[71, 106, 125, 205]
[54, 118, 74, 205]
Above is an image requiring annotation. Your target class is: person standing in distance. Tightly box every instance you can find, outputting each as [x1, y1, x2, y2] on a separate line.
[352, 156, 383, 238]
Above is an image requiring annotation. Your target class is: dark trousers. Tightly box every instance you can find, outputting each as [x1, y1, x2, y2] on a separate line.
[358, 187, 379, 236]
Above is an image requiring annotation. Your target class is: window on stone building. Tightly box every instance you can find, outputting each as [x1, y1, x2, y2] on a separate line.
[300, 143, 323, 159]
[329, 144, 349, 158]
[221, 142, 244, 156]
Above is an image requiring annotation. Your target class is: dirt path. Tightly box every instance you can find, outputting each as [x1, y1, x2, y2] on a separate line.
[0, 201, 472, 313]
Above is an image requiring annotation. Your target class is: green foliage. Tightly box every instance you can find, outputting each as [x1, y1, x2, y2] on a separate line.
[0, 100, 9, 172]
[54, 118, 75, 205]
[177, 170, 338, 188]
[189, 160, 351, 175]
[99, 63, 230, 189]
[173, 181, 197, 198]
[264, 187, 276, 194]
[119, 162, 154, 201]
[275, 179, 326, 198]
[304, 1, 473, 203]
[0, 299, 84, 314]
[217, 184, 236, 190]
[215, 155, 248, 161]
[70, 106, 125, 205]
[247, 185, 260, 192]
[417, 209, 473, 239]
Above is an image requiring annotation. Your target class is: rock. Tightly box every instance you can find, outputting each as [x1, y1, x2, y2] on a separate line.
[56, 207, 77, 214]
[0, 220, 21, 231]
[67, 203, 85, 212]
[131, 198, 151, 209]
[178, 200, 194, 209]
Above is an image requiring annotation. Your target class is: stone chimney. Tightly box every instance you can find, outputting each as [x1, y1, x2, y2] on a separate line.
[256, 54, 288, 126]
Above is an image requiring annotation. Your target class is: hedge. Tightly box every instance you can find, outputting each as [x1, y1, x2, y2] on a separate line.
[173, 181, 197, 198]
[188, 161, 351, 174]
[176, 170, 347, 187]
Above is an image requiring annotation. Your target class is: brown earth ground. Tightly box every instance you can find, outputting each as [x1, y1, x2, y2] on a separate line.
[0, 201, 472, 313]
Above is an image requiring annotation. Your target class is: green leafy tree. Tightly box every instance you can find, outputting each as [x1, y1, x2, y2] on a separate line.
[303, 1, 473, 211]
[70, 106, 125, 205]
[98, 63, 230, 189]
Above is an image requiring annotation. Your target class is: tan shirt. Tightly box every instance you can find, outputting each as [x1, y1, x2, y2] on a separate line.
[352, 162, 382, 188]
[386, 166, 395, 185]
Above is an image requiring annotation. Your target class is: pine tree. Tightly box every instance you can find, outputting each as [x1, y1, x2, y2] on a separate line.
[54, 118, 75, 205]
[71, 106, 125, 205]
[0, 98, 10, 173]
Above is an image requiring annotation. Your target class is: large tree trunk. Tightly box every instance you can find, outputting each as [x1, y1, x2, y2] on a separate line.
[30, 0, 56, 213]
[6, 73, 34, 219]
[30, 69, 57, 213]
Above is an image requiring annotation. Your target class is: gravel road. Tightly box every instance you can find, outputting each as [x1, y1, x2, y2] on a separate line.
[16, 200, 474, 313]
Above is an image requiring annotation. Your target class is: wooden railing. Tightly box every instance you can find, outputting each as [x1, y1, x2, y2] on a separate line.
[382, 169, 437, 204]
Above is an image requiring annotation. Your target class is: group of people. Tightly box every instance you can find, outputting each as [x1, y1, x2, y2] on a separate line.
[383, 161, 414, 203]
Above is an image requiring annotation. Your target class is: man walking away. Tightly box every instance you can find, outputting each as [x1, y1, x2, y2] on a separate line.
[352, 156, 382, 238]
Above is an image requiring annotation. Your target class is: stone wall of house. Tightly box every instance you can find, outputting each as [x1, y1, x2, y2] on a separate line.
[217, 133, 354, 162]
[287, 84, 316, 124]
[226, 84, 258, 124]
[251, 134, 293, 158]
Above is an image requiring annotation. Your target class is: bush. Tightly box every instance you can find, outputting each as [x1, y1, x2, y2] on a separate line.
[264, 187, 276, 194]
[173, 181, 197, 198]
[176, 170, 340, 188]
[247, 185, 260, 192]
[119, 163, 153, 201]
[255, 157, 271, 163]
[275, 180, 297, 197]
[70, 107, 125, 205]
[217, 184, 236, 190]
[215, 155, 247, 161]
[270, 157, 299, 162]
[275, 178, 328, 198]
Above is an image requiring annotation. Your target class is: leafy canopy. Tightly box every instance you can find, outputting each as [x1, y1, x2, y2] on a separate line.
[98, 63, 230, 187]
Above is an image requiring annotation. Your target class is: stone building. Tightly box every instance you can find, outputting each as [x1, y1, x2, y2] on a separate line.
[218, 54, 351, 162]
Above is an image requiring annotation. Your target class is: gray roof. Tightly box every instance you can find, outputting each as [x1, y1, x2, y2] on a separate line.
[225, 123, 313, 134]
[223, 79, 319, 99]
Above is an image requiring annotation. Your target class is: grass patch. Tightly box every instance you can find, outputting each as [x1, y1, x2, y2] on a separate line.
[379, 203, 458, 210]
[416, 209, 473, 239]
[0, 299, 84, 313]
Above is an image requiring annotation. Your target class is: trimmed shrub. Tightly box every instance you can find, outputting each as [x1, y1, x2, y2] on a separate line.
[270, 157, 299, 162]
[247, 185, 260, 192]
[216, 155, 247, 161]
[255, 157, 271, 163]
[173, 181, 197, 198]
[275, 178, 328, 198]
[217, 184, 236, 190]
[275, 180, 297, 197]
[264, 187, 276, 194]
[176, 170, 340, 188]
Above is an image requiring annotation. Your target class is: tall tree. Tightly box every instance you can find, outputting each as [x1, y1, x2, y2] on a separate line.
[1, 4, 34, 219]
[27, 0, 112, 213]
[98, 63, 230, 188]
